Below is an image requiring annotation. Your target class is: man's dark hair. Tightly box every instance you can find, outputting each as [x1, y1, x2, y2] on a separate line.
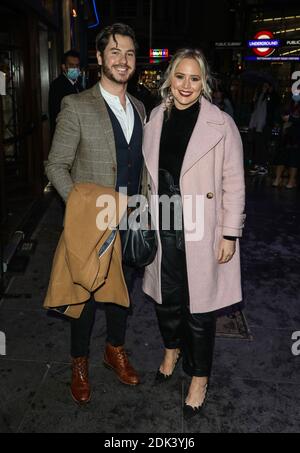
[96, 23, 138, 55]
[62, 50, 80, 64]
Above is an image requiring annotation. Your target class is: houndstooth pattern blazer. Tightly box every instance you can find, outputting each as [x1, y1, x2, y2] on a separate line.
[45, 83, 146, 202]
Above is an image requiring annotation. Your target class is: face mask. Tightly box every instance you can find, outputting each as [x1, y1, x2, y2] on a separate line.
[292, 93, 300, 103]
[67, 68, 81, 81]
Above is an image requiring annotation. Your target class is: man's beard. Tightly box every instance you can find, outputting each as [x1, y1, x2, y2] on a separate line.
[102, 61, 134, 84]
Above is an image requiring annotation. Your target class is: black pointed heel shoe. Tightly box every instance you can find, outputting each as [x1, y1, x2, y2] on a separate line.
[183, 383, 208, 420]
[155, 351, 182, 384]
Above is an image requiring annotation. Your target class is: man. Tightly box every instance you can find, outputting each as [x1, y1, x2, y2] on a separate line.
[46, 24, 146, 404]
[49, 50, 83, 137]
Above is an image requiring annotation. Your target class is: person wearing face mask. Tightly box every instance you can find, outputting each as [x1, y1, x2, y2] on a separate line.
[272, 94, 300, 189]
[49, 50, 84, 138]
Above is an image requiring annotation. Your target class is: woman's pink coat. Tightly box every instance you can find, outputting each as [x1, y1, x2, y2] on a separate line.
[142, 98, 246, 313]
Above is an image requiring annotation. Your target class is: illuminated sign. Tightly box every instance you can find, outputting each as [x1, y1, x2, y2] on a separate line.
[251, 31, 276, 57]
[248, 40, 280, 47]
[215, 42, 243, 47]
[150, 49, 169, 58]
[245, 33, 300, 61]
[286, 40, 300, 46]
[245, 56, 300, 61]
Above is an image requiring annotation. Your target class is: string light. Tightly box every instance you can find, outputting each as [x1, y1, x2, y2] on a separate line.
[280, 48, 300, 56]
[274, 27, 300, 35]
[253, 16, 300, 23]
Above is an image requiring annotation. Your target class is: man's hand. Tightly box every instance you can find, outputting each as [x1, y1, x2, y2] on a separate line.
[218, 238, 236, 264]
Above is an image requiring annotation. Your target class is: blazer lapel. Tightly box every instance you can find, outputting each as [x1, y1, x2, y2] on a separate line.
[180, 98, 224, 179]
[91, 84, 117, 165]
[143, 105, 165, 192]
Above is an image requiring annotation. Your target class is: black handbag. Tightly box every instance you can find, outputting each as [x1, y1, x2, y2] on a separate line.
[122, 207, 158, 268]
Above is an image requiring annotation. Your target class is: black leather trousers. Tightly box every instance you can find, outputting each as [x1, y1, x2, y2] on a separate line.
[156, 231, 216, 377]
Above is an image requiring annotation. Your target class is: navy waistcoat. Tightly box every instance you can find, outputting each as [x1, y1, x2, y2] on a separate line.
[105, 102, 143, 197]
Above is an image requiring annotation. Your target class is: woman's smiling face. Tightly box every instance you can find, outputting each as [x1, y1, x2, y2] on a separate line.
[170, 58, 203, 110]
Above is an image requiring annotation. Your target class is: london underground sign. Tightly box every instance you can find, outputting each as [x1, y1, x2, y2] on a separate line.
[248, 31, 279, 57]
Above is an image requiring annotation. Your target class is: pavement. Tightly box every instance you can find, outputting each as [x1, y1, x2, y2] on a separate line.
[0, 177, 300, 433]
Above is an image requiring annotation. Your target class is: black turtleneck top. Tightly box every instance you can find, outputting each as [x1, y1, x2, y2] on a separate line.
[159, 101, 200, 186]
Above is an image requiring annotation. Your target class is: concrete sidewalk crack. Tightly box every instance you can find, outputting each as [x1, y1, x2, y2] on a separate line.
[16, 362, 52, 433]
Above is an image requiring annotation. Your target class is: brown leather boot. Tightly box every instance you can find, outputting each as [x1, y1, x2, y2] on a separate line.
[103, 343, 140, 386]
[71, 357, 91, 404]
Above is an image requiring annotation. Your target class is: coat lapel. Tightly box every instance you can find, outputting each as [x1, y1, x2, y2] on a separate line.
[91, 84, 117, 164]
[180, 97, 224, 179]
[143, 105, 165, 192]
[143, 99, 225, 190]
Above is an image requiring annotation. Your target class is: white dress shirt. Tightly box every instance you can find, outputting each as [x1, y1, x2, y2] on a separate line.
[100, 84, 134, 144]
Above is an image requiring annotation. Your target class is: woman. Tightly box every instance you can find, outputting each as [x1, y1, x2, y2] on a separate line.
[142, 49, 246, 419]
[272, 95, 300, 189]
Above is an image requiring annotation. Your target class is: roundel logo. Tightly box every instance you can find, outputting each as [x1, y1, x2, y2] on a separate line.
[253, 31, 276, 57]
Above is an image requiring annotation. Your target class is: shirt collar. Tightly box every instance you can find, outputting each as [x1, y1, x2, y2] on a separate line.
[99, 83, 130, 106]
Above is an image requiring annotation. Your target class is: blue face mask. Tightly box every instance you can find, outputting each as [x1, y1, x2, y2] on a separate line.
[67, 68, 81, 81]
[292, 93, 300, 103]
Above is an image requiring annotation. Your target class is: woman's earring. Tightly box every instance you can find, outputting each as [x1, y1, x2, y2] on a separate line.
[167, 92, 174, 107]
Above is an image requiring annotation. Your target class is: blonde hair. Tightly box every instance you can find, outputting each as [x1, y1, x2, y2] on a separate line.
[160, 48, 212, 114]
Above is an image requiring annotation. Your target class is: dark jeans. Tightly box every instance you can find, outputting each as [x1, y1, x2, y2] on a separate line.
[70, 264, 136, 358]
[156, 231, 216, 378]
